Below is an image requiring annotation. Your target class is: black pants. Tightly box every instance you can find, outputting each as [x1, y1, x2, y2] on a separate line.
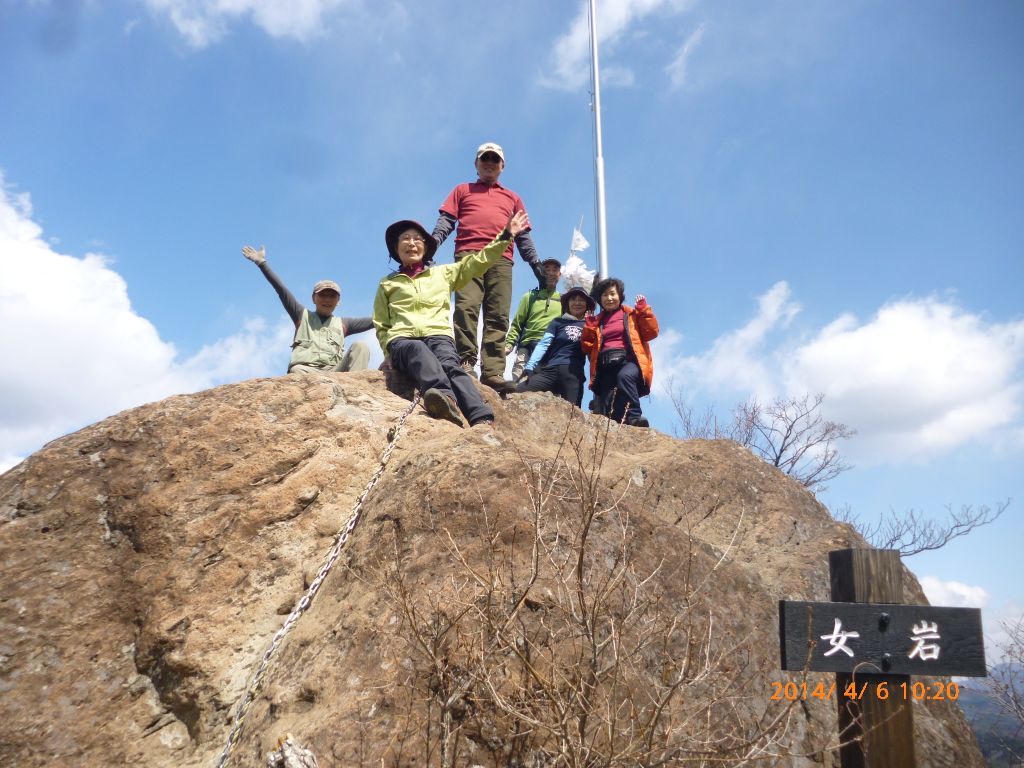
[388, 336, 493, 425]
[517, 364, 584, 407]
[595, 361, 645, 424]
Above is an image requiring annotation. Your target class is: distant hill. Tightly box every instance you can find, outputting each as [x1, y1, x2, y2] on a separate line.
[959, 665, 1024, 767]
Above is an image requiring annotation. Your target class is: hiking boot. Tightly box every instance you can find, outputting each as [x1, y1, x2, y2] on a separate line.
[480, 376, 516, 396]
[460, 360, 478, 379]
[422, 388, 464, 427]
[470, 417, 495, 429]
[628, 416, 650, 428]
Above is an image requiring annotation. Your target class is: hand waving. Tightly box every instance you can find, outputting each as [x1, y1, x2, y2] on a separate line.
[506, 210, 530, 238]
[242, 245, 266, 265]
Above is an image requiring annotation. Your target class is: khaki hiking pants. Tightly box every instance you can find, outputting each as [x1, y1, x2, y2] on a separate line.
[289, 341, 370, 375]
[452, 252, 513, 381]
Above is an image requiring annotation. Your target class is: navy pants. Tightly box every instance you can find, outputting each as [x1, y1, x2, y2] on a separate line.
[388, 336, 493, 425]
[595, 361, 645, 424]
[517, 364, 585, 407]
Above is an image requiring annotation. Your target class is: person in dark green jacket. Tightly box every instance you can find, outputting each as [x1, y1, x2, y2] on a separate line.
[505, 257, 562, 383]
[241, 245, 372, 374]
[373, 211, 530, 428]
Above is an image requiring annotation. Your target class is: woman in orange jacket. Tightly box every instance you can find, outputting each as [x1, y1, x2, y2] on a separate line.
[581, 277, 659, 427]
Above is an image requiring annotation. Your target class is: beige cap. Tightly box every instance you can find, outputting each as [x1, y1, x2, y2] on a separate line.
[475, 142, 505, 162]
[312, 279, 340, 294]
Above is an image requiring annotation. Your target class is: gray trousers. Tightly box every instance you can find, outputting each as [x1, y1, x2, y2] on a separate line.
[289, 341, 370, 375]
[510, 341, 537, 382]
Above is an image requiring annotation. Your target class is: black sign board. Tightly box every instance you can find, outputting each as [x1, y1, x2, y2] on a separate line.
[779, 600, 986, 677]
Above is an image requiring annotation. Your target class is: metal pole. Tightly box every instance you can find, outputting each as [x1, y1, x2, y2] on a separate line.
[589, 0, 609, 279]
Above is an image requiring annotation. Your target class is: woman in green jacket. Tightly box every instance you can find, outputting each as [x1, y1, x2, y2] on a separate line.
[374, 211, 529, 427]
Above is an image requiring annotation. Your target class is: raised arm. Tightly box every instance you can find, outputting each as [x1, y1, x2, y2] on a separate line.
[631, 296, 660, 342]
[514, 230, 547, 290]
[431, 212, 457, 247]
[448, 210, 530, 291]
[342, 317, 374, 336]
[242, 245, 304, 328]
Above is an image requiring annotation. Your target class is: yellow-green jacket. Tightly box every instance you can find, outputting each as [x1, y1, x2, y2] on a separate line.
[373, 232, 512, 352]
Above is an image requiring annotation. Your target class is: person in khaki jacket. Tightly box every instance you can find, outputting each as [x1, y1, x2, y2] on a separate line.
[241, 245, 372, 374]
[374, 211, 529, 428]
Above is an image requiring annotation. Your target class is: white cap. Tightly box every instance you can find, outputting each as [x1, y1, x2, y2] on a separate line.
[475, 142, 505, 162]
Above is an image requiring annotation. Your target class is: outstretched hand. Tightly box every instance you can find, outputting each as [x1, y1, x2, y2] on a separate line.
[584, 310, 599, 327]
[242, 245, 266, 265]
[506, 210, 530, 238]
[635, 294, 647, 307]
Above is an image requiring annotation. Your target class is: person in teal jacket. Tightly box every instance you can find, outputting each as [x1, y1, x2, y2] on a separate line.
[374, 211, 530, 427]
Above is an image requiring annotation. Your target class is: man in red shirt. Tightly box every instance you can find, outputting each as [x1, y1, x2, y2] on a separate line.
[432, 142, 547, 392]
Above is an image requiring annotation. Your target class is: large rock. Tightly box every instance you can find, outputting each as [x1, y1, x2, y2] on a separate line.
[0, 371, 982, 766]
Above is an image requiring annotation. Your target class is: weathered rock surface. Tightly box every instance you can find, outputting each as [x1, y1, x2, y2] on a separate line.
[0, 371, 982, 766]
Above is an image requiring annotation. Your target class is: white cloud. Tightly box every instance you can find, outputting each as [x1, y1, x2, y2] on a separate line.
[0, 173, 292, 469]
[788, 299, 1024, 460]
[659, 280, 800, 398]
[141, 0, 354, 47]
[657, 282, 1024, 463]
[666, 21, 706, 89]
[920, 576, 989, 609]
[542, 0, 694, 91]
[917, 583, 1024, 664]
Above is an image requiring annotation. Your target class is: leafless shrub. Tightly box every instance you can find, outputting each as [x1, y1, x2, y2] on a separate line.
[990, 618, 1024, 746]
[833, 501, 1009, 557]
[669, 385, 854, 493]
[991, 617, 1024, 722]
[360, 410, 823, 767]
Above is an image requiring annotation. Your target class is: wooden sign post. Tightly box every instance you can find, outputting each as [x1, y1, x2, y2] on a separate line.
[779, 548, 986, 768]
[832, 549, 913, 768]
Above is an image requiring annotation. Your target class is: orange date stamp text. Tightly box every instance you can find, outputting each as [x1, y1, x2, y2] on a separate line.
[769, 680, 959, 702]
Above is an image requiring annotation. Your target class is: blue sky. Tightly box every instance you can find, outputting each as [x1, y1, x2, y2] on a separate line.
[1, 0, 1021, 655]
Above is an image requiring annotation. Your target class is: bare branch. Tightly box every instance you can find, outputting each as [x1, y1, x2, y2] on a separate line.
[669, 388, 855, 492]
[360, 406, 836, 767]
[837, 500, 1010, 557]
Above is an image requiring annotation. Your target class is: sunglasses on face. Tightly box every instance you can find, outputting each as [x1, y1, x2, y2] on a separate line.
[478, 153, 501, 163]
[398, 234, 426, 244]
[315, 291, 340, 299]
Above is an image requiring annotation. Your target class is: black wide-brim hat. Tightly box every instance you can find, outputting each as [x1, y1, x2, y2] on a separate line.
[385, 220, 438, 263]
[560, 286, 596, 313]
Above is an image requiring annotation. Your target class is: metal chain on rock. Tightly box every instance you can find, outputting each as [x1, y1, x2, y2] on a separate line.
[215, 394, 421, 767]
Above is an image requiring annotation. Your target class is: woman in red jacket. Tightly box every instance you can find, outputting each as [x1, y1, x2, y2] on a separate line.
[581, 277, 659, 428]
